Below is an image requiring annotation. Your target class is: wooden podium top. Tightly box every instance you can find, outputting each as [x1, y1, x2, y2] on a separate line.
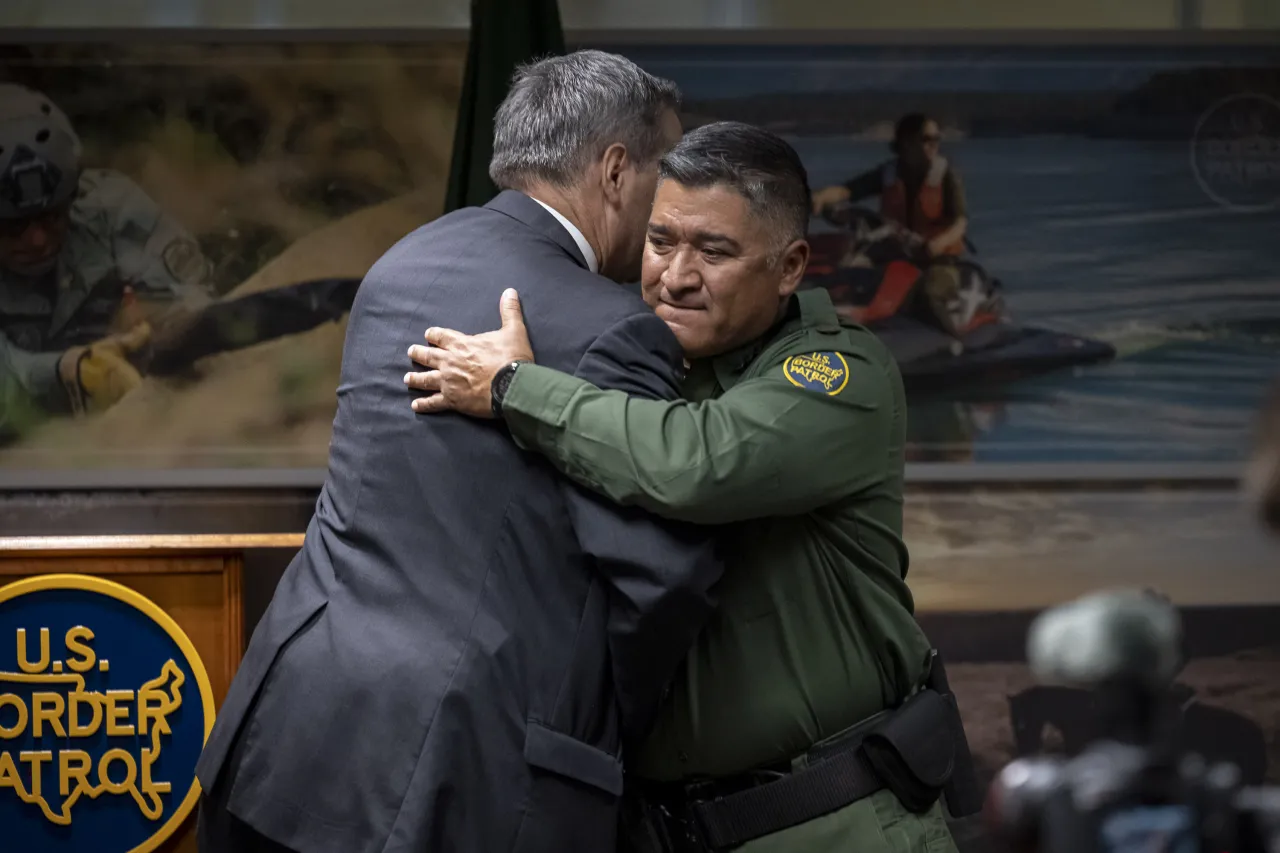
[0, 533, 305, 557]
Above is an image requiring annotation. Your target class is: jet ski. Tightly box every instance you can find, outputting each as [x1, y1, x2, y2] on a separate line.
[805, 205, 1115, 390]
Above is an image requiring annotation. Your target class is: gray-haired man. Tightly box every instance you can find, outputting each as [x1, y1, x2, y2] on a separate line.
[194, 50, 720, 853]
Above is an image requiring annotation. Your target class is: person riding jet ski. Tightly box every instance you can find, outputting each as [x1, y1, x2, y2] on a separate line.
[812, 112, 969, 339]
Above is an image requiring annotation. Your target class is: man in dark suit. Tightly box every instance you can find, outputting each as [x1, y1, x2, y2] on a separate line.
[194, 50, 721, 853]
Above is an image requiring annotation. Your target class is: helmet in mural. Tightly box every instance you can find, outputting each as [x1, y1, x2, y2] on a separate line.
[0, 83, 82, 220]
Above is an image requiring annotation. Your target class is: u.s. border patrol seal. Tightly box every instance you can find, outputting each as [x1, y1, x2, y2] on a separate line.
[783, 351, 850, 395]
[1191, 93, 1280, 213]
[0, 574, 215, 853]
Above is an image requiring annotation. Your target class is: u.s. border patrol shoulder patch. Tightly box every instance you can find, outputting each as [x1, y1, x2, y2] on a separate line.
[782, 351, 850, 395]
[161, 238, 209, 284]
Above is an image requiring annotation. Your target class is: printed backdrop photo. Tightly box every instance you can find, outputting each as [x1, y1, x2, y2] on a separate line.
[0, 41, 465, 469]
[0, 39, 1276, 470]
[1, 35, 1278, 853]
[603, 41, 1280, 465]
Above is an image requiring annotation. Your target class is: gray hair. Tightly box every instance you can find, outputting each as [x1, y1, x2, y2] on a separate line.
[489, 50, 681, 191]
[658, 121, 811, 253]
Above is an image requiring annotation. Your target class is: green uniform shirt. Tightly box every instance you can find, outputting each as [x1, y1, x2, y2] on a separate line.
[501, 288, 931, 781]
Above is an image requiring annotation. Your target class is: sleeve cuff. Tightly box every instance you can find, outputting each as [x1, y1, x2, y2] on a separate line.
[32, 349, 74, 412]
[501, 363, 591, 449]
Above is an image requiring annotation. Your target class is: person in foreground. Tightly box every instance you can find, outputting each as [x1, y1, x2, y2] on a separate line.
[194, 50, 722, 853]
[406, 122, 971, 852]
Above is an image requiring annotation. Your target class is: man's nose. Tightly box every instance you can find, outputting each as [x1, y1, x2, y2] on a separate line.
[661, 250, 701, 293]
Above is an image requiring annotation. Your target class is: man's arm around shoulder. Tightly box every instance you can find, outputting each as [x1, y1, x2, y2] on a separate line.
[501, 334, 898, 523]
[560, 309, 722, 743]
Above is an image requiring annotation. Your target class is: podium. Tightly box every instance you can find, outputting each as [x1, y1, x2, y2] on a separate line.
[0, 534, 304, 853]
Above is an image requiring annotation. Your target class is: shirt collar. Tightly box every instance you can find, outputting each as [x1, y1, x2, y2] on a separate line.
[701, 296, 803, 394]
[692, 290, 840, 394]
[529, 196, 599, 274]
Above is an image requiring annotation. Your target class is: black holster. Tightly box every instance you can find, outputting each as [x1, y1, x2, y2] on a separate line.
[861, 687, 956, 813]
[857, 651, 983, 817]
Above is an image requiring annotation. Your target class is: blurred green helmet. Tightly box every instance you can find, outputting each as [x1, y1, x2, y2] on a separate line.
[0, 84, 82, 220]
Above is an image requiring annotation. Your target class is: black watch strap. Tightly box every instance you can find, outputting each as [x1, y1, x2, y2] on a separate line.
[490, 360, 528, 418]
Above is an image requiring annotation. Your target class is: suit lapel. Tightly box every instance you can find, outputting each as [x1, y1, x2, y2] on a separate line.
[485, 190, 589, 271]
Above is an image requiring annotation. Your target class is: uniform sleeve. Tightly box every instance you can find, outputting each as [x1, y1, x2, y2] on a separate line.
[843, 167, 884, 202]
[108, 178, 216, 310]
[558, 311, 723, 742]
[502, 346, 898, 524]
[0, 331, 70, 438]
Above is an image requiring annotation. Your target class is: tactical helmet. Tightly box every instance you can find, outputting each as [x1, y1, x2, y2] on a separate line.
[0, 84, 82, 219]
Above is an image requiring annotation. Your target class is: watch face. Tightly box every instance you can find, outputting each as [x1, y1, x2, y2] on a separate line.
[492, 363, 516, 410]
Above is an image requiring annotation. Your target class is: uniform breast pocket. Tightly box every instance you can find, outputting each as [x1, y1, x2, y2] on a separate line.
[509, 722, 623, 853]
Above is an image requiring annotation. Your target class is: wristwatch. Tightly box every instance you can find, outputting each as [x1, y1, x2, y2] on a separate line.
[490, 360, 529, 418]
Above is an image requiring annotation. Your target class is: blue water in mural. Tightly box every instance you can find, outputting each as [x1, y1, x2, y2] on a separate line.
[795, 137, 1280, 463]
[606, 43, 1280, 463]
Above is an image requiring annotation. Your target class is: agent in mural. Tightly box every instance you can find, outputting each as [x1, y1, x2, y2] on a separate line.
[811, 112, 970, 339]
[0, 83, 216, 439]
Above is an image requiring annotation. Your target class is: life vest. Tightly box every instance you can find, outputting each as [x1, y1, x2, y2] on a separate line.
[879, 156, 963, 256]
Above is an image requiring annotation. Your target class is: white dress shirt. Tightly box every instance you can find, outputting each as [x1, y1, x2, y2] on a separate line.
[530, 196, 599, 274]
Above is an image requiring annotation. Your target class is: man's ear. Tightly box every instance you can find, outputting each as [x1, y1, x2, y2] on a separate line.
[777, 239, 811, 298]
[599, 142, 629, 204]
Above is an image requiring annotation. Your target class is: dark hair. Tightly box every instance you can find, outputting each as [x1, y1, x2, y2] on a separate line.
[891, 112, 935, 154]
[658, 121, 811, 249]
[490, 50, 682, 190]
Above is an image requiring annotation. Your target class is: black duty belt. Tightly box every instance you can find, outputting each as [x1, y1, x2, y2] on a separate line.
[628, 675, 981, 852]
[633, 711, 888, 851]
[691, 739, 883, 848]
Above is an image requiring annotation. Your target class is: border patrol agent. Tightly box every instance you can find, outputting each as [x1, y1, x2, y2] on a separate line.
[0, 83, 215, 438]
[406, 122, 981, 852]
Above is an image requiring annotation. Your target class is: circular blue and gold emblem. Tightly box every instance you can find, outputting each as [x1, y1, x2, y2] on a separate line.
[0, 574, 214, 853]
[782, 351, 850, 396]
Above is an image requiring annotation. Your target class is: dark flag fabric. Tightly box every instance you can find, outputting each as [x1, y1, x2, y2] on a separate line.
[443, 0, 566, 212]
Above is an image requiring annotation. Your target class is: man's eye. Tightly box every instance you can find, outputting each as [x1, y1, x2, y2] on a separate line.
[648, 237, 671, 250]
[701, 248, 725, 260]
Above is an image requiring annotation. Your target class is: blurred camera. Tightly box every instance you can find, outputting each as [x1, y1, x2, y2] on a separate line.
[983, 590, 1280, 853]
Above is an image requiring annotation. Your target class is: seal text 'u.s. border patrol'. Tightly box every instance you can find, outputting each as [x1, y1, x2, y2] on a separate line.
[783, 351, 851, 396]
[0, 574, 215, 853]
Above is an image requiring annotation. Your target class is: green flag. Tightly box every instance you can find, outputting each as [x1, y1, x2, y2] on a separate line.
[444, 0, 566, 213]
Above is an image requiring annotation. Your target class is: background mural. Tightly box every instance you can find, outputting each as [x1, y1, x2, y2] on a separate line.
[0, 41, 464, 469]
[0, 40, 1276, 470]
[610, 42, 1280, 464]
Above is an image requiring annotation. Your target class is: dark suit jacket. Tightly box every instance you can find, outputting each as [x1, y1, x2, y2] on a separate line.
[194, 191, 722, 853]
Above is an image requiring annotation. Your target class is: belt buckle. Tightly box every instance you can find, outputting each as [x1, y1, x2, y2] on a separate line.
[657, 789, 713, 853]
